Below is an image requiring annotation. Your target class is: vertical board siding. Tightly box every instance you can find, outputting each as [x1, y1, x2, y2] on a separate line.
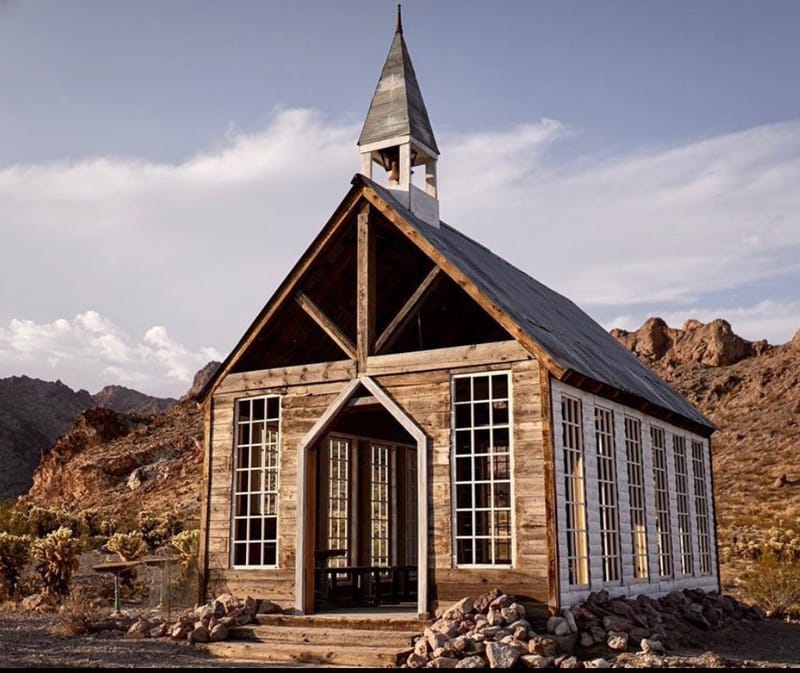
[203, 355, 547, 612]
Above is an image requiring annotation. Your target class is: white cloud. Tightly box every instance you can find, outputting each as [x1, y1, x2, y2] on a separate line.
[1, 109, 799, 395]
[0, 311, 220, 397]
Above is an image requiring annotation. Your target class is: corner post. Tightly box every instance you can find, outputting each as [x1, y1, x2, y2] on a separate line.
[357, 202, 376, 371]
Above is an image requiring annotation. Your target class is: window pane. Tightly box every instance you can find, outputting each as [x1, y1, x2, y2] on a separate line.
[267, 397, 279, 418]
[456, 511, 473, 535]
[248, 542, 262, 566]
[492, 427, 509, 452]
[492, 401, 509, 425]
[475, 482, 491, 508]
[252, 397, 265, 420]
[491, 374, 508, 399]
[474, 455, 491, 481]
[454, 378, 471, 402]
[475, 511, 490, 536]
[474, 429, 491, 454]
[455, 404, 471, 428]
[238, 424, 251, 446]
[456, 484, 472, 508]
[263, 542, 277, 567]
[474, 539, 491, 564]
[457, 539, 473, 564]
[473, 377, 489, 400]
[456, 457, 472, 482]
[234, 543, 247, 566]
[237, 399, 250, 421]
[455, 430, 472, 455]
[249, 518, 263, 540]
[474, 402, 490, 427]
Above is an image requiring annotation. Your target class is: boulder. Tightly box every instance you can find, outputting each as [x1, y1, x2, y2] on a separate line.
[528, 635, 558, 657]
[606, 630, 628, 651]
[430, 657, 459, 668]
[209, 624, 229, 642]
[455, 655, 487, 668]
[520, 654, 554, 668]
[485, 641, 522, 668]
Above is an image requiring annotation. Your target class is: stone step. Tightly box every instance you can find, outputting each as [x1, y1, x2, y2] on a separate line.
[202, 639, 405, 668]
[228, 623, 418, 648]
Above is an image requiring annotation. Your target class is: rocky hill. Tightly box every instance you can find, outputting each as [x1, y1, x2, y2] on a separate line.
[0, 376, 178, 500]
[93, 385, 176, 415]
[612, 318, 800, 540]
[19, 362, 219, 523]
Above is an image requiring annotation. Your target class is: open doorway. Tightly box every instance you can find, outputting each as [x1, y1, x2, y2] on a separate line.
[311, 400, 418, 612]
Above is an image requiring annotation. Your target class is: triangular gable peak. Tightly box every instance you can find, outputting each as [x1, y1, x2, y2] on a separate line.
[199, 175, 713, 437]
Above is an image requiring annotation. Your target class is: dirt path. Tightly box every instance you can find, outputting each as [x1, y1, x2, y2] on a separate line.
[2, 608, 800, 668]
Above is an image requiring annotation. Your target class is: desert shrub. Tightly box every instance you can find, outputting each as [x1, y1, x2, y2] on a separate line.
[137, 510, 182, 552]
[104, 532, 147, 562]
[31, 526, 81, 597]
[27, 506, 78, 539]
[0, 500, 28, 535]
[741, 553, 800, 619]
[723, 522, 800, 563]
[0, 532, 32, 599]
[170, 529, 199, 580]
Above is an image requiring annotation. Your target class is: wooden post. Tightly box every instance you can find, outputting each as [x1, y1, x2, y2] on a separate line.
[197, 400, 213, 605]
[539, 366, 561, 614]
[357, 203, 376, 372]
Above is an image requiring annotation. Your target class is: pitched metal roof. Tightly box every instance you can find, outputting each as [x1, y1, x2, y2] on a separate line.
[364, 176, 715, 433]
[357, 22, 439, 154]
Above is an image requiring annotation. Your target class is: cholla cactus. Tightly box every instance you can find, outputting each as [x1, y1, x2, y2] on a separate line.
[31, 526, 81, 597]
[170, 529, 199, 579]
[104, 531, 147, 562]
[137, 510, 182, 552]
[0, 532, 32, 599]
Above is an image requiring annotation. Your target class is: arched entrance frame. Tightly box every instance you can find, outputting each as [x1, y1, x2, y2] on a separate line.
[294, 375, 429, 618]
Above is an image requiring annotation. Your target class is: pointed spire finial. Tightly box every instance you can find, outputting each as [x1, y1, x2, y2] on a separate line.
[396, 4, 403, 34]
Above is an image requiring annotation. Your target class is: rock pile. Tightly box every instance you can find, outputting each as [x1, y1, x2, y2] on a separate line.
[401, 587, 764, 668]
[120, 593, 283, 644]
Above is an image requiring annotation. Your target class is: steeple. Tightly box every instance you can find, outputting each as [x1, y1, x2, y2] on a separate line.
[358, 5, 440, 226]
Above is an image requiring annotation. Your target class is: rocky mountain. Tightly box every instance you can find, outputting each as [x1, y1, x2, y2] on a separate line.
[0, 376, 179, 500]
[93, 385, 176, 415]
[19, 362, 220, 522]
[612, 318, 800, 541]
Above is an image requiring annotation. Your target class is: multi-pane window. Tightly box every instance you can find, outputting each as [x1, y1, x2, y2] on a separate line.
[453, 373, 512, 566]
[327, 437, 350, 568]
[562, 395, 589, 586]
[651, 426, 673, 578]
[595, 407, 621, 583]
[232, 396, 280, 567]
[370, 443, 391, 566]
[673, 435, 694, 575]
[691, 439, 712, 574]
[625, 416, 648, 579]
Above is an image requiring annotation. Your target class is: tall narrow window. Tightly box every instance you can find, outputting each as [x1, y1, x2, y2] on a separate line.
[595, 407, 621, 583]
[371, 443, 391, 566]
[232, 396, 280, 567]
[453, 372, 512, 566]
[625, 416, 648, 579]
[562, 395, 589, 586]
[651, 426, 673, 578]
[673, 435, 694, 575]
[327, 437, 350, 568]
[691, 439, 712, 574]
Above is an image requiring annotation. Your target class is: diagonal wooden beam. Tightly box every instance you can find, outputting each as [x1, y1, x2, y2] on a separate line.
[294, 291, 357, 360]
[374, 265, 441, 354]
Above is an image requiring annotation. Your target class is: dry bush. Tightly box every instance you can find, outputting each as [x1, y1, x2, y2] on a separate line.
[53, 587, 96, 636]
[104, 532, 147, 562]
[742, 554, 800, 619]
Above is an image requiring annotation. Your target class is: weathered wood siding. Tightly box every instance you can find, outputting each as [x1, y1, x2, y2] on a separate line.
[202, 341, 548, 612]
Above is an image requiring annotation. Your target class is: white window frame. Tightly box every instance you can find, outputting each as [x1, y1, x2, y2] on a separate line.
[673, 434, 694, 576]
[326, 436, 350, 569]
[651, 425, 674, 578]
[625, 415, 649, 580]
[691, 439, 712, 575]
[595, 406, 621, 584]
[451, 371, 514, 568]
[562, 394, 590, 587]
[231, 395, 281, 569]
[370, 442, 391, 566]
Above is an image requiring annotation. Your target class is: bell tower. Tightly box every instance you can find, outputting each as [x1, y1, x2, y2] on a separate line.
[357, 5, 440, 227]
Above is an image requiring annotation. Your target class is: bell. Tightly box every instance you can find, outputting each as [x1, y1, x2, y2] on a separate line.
[388, 159, 400, 183]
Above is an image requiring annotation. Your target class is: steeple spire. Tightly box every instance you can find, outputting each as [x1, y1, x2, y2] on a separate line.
[357, 7, 440, 226]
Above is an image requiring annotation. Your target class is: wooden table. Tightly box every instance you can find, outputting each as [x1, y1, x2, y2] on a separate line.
[92, 560, 142, 615]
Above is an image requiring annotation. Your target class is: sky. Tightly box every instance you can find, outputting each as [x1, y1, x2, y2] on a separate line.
[1, 0, 799, 398]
